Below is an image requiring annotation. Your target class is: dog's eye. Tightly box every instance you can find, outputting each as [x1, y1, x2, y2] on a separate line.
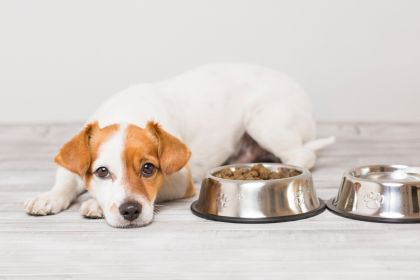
[94, 166, 111, 179]
[141, 163, 156, 177]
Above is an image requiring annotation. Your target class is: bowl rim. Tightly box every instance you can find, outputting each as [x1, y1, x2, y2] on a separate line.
[343, 164, 420, 185]
[205, 162, 310, 183]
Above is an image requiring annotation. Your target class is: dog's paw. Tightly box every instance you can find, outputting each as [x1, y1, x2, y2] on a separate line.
[80, 198, 103, 219]
[24, 192, 71, 216]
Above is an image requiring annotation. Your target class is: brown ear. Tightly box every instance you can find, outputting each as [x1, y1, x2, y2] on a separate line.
[54, 122, 98, 177]
[146, 121, 191, 175]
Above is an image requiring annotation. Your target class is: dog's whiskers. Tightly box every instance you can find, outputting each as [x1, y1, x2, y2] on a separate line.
[153, 204, 166, 215]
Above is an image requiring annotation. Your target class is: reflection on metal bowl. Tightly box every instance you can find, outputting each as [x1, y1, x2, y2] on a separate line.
[327, 165, 420, 223]
[191, 163, 325, 223]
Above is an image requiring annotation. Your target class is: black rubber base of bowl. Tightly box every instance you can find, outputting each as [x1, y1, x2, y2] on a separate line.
[190, 199, 326, 224]
[326, 199, 420, 224]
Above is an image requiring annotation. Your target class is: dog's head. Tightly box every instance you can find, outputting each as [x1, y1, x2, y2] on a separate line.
[54, 122, 191, 227]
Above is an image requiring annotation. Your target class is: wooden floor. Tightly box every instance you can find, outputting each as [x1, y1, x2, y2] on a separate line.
[0, 122, 420, 279]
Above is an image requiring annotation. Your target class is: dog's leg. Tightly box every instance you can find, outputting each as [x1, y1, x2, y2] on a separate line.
[80, 198, 103, 219]
[247, 131, 316, 168]
[244, 106, 317, 169]
[156, 166, 196, 203]
[24, 166, 85, 215]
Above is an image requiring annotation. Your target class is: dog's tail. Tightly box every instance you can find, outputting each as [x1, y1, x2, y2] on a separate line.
[304, 136, 335, 152]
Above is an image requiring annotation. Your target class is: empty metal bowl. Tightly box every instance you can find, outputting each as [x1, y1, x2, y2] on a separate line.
[327, 165, 420, 223]
[191, 163, 325, 223]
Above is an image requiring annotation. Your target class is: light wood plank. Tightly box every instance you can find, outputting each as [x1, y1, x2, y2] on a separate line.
[0, 122, 420, 279]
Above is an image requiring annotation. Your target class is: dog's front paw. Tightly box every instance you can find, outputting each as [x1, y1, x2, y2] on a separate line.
[24, 192, 71, 216]
[80, 198, 103, 219]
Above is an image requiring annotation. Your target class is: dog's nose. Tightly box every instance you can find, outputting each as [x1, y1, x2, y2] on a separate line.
[119, 202, 142, 221]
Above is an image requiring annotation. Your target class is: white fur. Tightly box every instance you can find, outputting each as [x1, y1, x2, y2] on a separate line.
[25, 63, 333, 227]
[80, 198, 103, 218]
[156, 167, 191, 203]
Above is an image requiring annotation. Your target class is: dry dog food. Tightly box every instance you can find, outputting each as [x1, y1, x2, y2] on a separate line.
[213, 164, 300, 180]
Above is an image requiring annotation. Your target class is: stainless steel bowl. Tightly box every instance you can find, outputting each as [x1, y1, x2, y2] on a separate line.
[191, 163, 325, 223]
[327, 165, 420, 223]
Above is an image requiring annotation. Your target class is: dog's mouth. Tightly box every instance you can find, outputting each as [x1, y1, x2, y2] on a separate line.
[105, 217, 154, 228]
[106, 220, 154, 228]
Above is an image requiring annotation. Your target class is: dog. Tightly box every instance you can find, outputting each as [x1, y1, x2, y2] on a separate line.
[24, 63, 334, 228]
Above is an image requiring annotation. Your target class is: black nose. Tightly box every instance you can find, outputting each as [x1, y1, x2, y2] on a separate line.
[119, 202, 142, 221]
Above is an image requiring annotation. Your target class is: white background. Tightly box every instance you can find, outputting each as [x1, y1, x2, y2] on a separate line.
[1, 0, 419, 123]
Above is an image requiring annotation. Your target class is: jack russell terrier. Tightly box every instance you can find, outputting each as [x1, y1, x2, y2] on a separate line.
[24, 63, 334, 228]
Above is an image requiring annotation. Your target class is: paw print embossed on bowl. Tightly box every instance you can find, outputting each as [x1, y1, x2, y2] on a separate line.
[327, 165, 420, 223]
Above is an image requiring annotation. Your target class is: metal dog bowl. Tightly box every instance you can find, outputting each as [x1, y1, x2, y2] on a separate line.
[191, 163, 325, 223]
[327, 165, 420, 223]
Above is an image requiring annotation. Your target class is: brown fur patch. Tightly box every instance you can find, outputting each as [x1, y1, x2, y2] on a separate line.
[122, 124, 164, 201]
[54, 122, 119, 187]
[122, 123, 192, 202]
[145, 122, 191, 175]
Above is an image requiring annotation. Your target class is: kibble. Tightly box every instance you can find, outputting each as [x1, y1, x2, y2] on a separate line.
[213, 164, 300, 180]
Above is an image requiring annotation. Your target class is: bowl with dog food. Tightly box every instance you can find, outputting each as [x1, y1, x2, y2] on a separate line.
[326, 164, 420, 223]
[191, 163, 325, 223]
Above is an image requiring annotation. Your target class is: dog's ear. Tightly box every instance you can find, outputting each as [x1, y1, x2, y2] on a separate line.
[54, 122, 98, 177]
[146, 121, 191, 175]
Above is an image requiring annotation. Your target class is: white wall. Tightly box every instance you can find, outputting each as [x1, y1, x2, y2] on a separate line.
[1, 0, 419, 123]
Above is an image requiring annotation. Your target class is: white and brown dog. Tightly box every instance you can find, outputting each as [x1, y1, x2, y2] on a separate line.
[24, 63, 334, 228]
